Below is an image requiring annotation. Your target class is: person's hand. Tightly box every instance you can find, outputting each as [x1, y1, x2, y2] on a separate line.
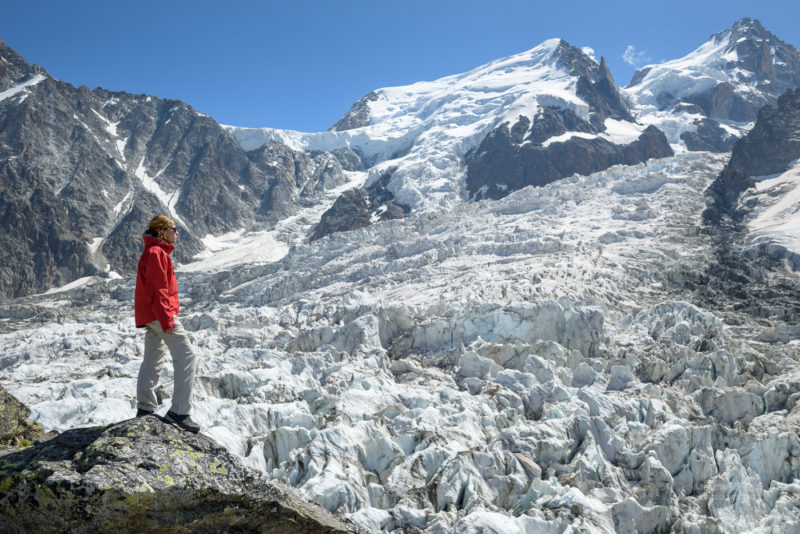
[165, 327, 175, 335]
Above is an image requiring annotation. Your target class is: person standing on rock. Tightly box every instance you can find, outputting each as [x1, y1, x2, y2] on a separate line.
[134, 215, 200, 433]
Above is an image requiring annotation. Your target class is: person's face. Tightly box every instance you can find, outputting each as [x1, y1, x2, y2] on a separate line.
[164, 226, 178, 244]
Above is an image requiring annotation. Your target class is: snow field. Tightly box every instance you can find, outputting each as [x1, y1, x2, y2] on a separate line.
[743, 159, 800, 270]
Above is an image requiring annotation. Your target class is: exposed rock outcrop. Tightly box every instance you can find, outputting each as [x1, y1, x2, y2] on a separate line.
[680, 118, 738, 152]
[0, 415, 356, 533]
[329, 91, 380, 132]
[722, 88, 800, 179]
[554, 44, 634, 129]
[0, 384, 53, 448]
[697, 88, 800, 325]
[466, 117, 673, 201]
[247, 141, 355, 221]
[311, 167, 408, 241]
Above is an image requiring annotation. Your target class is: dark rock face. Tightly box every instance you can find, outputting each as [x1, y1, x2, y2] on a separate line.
[705, 87, 800, 223]
[466, 115, 673, 201]
[681, 118, 737, 152]
[0, 163, 100, 298]
[724, 88, 800, 178]
[697, 87, 800, 325]
[699, 87, 800, 322]
[246, 142, 355, 221]
[0, 42, 347, 299]
[0, 416, 356, 533]
[329, 91, 380, 131]
[311, 167, 409, 241]
[524, 108, 594, 145]
[553, 42, 634, 129]
[683, 82, 768, 124]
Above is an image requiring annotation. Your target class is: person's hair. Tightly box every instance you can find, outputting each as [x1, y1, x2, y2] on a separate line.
[143, 215, 175, 240]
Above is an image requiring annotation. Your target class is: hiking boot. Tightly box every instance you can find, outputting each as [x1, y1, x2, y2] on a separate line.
[164, 410, 200, 433]
[136, 408, 154, 417]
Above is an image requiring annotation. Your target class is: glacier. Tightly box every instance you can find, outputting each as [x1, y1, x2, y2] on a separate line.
[3, 150, 800, 532]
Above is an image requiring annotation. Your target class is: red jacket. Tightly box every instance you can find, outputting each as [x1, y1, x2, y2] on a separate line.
[135, 235, 179, 330]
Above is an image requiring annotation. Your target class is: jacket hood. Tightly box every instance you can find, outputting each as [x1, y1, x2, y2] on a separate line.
[142, 235, 175, 255]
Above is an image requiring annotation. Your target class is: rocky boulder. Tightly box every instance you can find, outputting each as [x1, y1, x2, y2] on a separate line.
[0, 416, 357, 533]
[0, 384, 53, 449]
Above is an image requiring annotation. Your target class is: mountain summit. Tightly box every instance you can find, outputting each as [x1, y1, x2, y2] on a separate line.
[626, 17, 800, 151]
[232, 38, 672, 231]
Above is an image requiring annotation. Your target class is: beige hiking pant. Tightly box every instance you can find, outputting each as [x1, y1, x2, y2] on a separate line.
[136, 318, 197, 415]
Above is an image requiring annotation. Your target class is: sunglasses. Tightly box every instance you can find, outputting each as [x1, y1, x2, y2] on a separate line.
[167, 226, 177, 232]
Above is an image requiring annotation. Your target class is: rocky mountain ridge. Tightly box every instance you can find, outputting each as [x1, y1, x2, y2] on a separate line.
[0, 37, 358, 299]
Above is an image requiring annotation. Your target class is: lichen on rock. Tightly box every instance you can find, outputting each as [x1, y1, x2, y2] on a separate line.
[0, 415, 358, 533]
[0, 384, 54, 449]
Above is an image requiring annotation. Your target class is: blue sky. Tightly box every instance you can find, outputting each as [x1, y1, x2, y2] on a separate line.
[2, 1, 798, 132]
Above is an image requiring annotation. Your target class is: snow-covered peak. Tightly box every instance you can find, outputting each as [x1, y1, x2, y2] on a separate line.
[336, 37, 630, 135]
[228, 38, 635, 211]
[623, 18, 800, 153]
[626, 34, 737, 104]
[626, 18, 800, 117]
[724, 16, 769, 43]
[365, 38, 575, 120]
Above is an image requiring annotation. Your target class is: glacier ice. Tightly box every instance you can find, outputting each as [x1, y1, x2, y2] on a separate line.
[2, 152, 800, 532]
